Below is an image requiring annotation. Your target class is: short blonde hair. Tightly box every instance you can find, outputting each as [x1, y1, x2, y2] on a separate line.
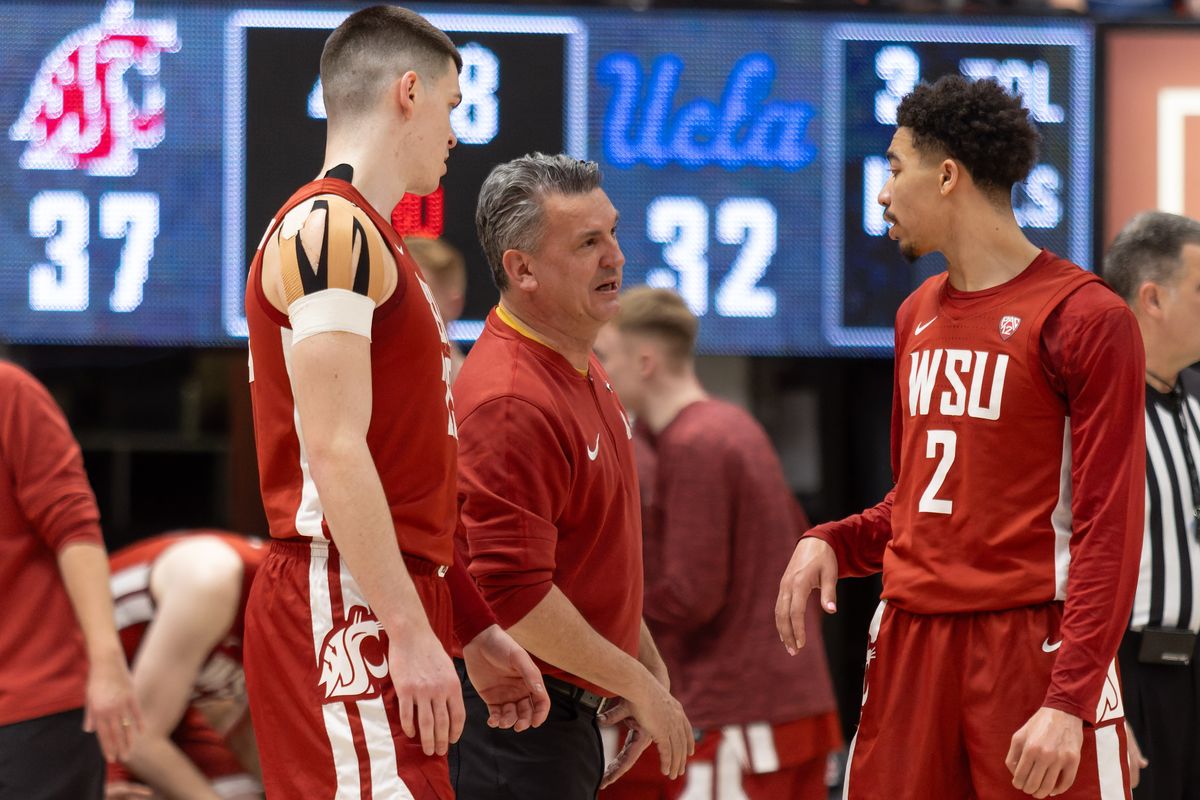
[405, 236, 466, 293]
[612, 286, 698, 365]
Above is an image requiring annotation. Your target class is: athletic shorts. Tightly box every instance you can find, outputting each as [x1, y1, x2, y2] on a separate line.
[844, 601, 1131, 800]
[244, 539, 453, 800]
[599, 712, 840, 800]
[106, 707, 259, 797]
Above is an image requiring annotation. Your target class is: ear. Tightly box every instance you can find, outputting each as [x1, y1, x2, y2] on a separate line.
[502, 249, 537, 292]
[636, 340, 656, 380]
[392, 71, 420, 120]
[1137, 281, 1165, 319]
[938, 159, 961, 196]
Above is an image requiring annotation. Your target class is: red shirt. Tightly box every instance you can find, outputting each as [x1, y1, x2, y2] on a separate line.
[110, 531, 265, 702]
[639, 400, 837, 730]
[246, 178, 458, 563]
[0, 362, 104, 726]
[455, 310, 643, 695]
[808, 251, 1145, 723]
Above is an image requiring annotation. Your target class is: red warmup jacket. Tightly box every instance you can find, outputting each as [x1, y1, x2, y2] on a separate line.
[0, 362, 104, 726]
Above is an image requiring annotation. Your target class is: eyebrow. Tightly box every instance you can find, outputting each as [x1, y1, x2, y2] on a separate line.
[886, 149, 900, 164]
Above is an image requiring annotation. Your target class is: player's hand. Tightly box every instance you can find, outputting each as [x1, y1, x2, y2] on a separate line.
[1125, 721, 1148, 789]
[775, 537, 838, 654]
[618, 674, 693, 781]
[84, 644, 142, 762]
[461, 624, 550, 732]
[388, 629, 465, 757]
[1005, 706, 1083, 798]
[104, 781, 153, 799]
[598, 700, 652, 788]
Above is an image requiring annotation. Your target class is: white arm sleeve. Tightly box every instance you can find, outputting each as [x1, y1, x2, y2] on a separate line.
[287, 288, 375, 344]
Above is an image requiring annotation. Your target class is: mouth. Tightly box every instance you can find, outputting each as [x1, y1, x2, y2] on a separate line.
[594, 278, 621, 295]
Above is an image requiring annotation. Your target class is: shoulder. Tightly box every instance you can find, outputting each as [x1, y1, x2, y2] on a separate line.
[1050, 279, 1136, 342]
[153, 535, 245, 598]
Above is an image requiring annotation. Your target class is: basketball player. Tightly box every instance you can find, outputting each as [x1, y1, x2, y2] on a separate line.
[106, 531, 265, 799]
[243, 8, 548, 798]
[776, 75, 1145, 799]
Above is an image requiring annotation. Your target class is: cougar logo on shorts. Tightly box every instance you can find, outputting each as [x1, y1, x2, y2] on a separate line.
[318, 606, 389, 700]
[9, 0, 180, 176]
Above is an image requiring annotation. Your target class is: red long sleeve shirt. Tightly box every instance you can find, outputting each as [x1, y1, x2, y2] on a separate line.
[454, 310, 643, 696]
[0, 362, 104, 726]
[639, 400, 838, 730]
[807, 252, 1145, 723]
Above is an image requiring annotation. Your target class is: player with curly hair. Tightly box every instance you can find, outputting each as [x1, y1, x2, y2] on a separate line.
[776, 75, 1145, 798]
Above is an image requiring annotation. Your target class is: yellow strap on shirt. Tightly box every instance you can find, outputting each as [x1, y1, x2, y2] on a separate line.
[495, 304, 588, 377]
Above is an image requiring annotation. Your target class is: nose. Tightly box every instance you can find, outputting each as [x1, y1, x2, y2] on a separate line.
[447, 129, 458, 150]
[877, 178, 892, 208]
[606, 237, 626, 271]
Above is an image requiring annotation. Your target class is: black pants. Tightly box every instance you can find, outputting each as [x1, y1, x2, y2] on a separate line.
[1119, 630, 1200, 800]
[0, 707, 103, 800]
[449, 659, 604, 800]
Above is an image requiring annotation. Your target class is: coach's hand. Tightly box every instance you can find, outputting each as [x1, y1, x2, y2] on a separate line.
[1125, 721, 1148, 789]
[462, 624, 550, 732]
[390, 630, 465, 757]
[598, 701, 650, 788]
[85, 644, 142, 762]
[775, 537, 838, 654]
[618, 675, 693, 781]
[1006, 706, 1083, 798]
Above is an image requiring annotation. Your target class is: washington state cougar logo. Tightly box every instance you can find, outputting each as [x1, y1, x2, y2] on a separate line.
[318, 606, 389, 700]
[8, 0, 180, 176]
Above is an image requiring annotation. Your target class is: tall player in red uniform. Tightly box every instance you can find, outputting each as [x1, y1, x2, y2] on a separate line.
[243, 7, 548, 798]
[776, 76, 1145, 799]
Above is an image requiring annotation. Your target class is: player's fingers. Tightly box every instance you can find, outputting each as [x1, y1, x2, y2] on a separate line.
[512, 697, 534, 732]
[83, 705, 95, 734]
[598, 701, 633, 728]
[417, 699, 437, 756]
[819, 557, 839, 615]
[1010, 743, 1035, 790]
[449, 689, 466, 745]
[1005, 731, 1025, 776]
[497, 702, 518, 730]
[788, 588, 809, 651]
[774, 587, 794, 652]
[1049, 756, 1079, 797]
[432, 699, 451, 756]
[1031, 762, 1059, 799]
[397, 692, 416, 739]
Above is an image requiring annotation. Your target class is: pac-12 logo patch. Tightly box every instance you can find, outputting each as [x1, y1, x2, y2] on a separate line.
[318, 605, 388, 700]
[999, 315, 1022, 341]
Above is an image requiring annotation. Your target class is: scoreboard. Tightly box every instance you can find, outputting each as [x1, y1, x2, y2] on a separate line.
[0, 2, 1094, 354]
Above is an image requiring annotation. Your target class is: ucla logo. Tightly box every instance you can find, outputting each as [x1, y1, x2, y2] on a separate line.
[597, 52, 816, 172]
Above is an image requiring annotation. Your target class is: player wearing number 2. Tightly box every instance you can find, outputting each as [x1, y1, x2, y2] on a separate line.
[776, 75, 1145, 799]
[242, 7, 548, 799]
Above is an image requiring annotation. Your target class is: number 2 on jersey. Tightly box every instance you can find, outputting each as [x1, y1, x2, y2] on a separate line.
[919, 429, 956, 514]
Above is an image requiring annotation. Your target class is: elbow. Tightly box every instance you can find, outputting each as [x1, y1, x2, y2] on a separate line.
[304, 433, 368, 486]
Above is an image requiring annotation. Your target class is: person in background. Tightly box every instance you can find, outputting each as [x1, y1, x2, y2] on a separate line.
[105, 530, 266, 800]
[594, 286, 841, 800]
[1104, 210, 1200, 799]
[0, 359, 141, 799]
[406, 236, 468, 383]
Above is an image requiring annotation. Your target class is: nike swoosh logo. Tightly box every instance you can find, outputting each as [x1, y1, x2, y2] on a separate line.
[1042, 638, 1062, 653]
[914, 316, 937, 336]
[587, 434, 600, 461]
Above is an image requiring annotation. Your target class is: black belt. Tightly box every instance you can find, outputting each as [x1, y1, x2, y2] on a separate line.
[543, 674, 612, 716]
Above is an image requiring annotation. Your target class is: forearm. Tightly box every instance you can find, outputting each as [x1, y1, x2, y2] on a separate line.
[637, 619, 669, 689]
[507, 586, 651, 700]
[57, 541, 123, 662]
[804, 489, 895, 578]
[311, 442, 432, 639]
[125, 734, 222, 800]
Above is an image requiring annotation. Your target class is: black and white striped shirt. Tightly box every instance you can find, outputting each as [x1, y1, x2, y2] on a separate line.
[1131, 372, 1200, 633]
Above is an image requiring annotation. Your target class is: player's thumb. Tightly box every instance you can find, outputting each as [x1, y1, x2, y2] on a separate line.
[819, 557, 838, 614]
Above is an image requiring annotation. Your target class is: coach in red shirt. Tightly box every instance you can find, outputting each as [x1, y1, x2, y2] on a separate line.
[451, 153, 693, 800]
[0, 360, 140, 798]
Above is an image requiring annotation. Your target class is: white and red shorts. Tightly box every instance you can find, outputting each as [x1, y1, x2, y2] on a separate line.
[600, 712, 840, 800]
[845, 601, 1131, 800]
[244, 539, 453, 799]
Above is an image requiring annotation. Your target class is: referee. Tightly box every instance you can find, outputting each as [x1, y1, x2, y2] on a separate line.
[1105, 211, 1200, 800]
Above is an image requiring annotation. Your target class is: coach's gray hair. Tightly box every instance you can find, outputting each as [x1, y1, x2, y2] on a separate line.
[475, 153, 602, 291]
[1104, 211, 1200, 303]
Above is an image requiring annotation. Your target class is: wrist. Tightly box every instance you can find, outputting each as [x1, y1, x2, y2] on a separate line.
[86, 637, 125, 666]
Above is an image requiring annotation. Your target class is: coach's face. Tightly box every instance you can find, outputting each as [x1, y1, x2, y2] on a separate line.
[527, 189, 625, 335]
[878, 127, 945, 264]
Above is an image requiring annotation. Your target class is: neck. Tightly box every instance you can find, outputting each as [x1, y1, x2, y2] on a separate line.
[1139, 322, 1185, 391]
[641, 373, 708, 434]
[498, 298, 596, 371]
[940, 201, 1042, 292]
[322, 122, 409, 217]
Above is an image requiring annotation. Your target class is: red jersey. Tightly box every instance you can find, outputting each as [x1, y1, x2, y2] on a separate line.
[809, 251, 1146, 722]
[455, 310, 643, 696]
[109, 531, 265, 701]
[245, 178, 458, 565]
[638, 400, 836, 730]
[0, 362, 104, 726]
